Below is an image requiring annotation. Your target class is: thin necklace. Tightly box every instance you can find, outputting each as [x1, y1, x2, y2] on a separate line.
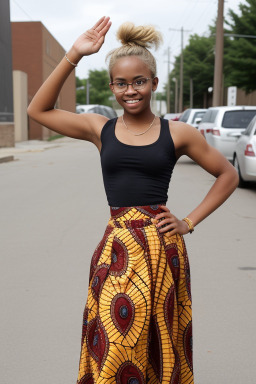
[121, 115, 156, 136]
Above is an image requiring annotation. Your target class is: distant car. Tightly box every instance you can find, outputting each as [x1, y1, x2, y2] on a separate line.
[76, 104, 117, 119]
[76, 104, 98, 114]
[163, 113, 181, 121]
[233, 115, 256, 187]
[198, 106, 256, 160]
[179, 108, 207, 128]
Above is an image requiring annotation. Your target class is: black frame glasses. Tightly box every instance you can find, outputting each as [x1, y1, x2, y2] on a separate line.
[109, 77, 152, 93]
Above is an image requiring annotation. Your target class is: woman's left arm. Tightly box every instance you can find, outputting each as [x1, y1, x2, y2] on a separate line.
[155, 122, 239, 235]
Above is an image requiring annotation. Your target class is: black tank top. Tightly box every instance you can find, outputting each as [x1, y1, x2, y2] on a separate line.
[100, 117, 177, 207]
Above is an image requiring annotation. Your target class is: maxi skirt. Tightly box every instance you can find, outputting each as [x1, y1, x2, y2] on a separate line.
[76, 204, 193, 384]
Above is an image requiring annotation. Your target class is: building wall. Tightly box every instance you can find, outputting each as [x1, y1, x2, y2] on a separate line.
[223, 88, 256, 107]
[13, 70, 28, 142]
[41, 25, 76, 139]
[12, 22, 43, 139]
[11, 22, 76, 140]
[236, 89, 256, 106]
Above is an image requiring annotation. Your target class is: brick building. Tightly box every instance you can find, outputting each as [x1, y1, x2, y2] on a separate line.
[11, 21, 76, 140]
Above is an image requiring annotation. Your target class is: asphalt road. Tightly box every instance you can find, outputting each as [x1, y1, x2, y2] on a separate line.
[1, 138, 256, 384]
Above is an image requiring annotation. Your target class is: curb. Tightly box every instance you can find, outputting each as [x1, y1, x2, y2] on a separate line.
[0, 155, 14, 164]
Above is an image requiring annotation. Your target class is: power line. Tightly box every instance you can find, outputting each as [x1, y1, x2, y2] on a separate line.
[191, 1, 216, 32]
[169, 27, 191, 112]
[224, 33, 256, 39]
[11, 0, 34, 21]
[179, 1, 198, 31]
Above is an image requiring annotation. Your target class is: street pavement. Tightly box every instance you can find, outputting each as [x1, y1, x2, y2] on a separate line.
[1, 137, 256, 384]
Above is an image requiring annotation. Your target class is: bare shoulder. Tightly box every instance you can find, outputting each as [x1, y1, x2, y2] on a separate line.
[168, 120, 206, 158]
[168, 118, 234, 178]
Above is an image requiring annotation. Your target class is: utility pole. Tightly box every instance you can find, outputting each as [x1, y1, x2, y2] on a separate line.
[179, 27, 184, 113]
[213, 0, 224, 106]
[166, 46, 171, 113]
[169, 27, 191, 113]
[86, 80, 90, 105]
[190, 78, 193, 108]
[173, 78, 178, 113]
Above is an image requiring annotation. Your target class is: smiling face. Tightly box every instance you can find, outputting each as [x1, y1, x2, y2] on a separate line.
[110, 56, 159, 116]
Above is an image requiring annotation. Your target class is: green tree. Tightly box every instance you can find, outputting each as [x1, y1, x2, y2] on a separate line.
[76, 77, 87, 104]
[169, 32, 216, 109]
[225, 0, 256, 92]
[88, 69, 112, 106]
[167, 22, 233, 109]
[76, 69, 113, 106]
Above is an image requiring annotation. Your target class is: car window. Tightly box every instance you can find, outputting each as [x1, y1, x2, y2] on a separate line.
[191, 111, 206, 123]
[86, 108, 97, 114]
[96, 106, 104, 116]
[107, 108, 117, 119]
[201, 109, 218, 123]
[76, 105, 98, 114]
[76, 107, 85, 113]
[102, 107, 113, 119]
[97, 106, 113, 118]
[222, 110, 256, 129]
[78, 107, 95, 114]
[179, 109, 191, 122]
[243, 115, 256, 135]
[90, 106, 99, 114]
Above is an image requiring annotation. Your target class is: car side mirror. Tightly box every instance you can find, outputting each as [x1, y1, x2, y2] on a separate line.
[195, 118, 202, 124]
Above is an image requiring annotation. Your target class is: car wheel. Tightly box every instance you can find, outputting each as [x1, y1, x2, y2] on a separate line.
[233, 154, 247, 188]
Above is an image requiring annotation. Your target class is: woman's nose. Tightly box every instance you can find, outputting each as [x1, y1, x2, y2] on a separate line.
[125, 84, 137, 95]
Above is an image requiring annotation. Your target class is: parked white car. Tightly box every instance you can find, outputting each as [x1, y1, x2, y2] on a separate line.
[198, 106, 256, 160]
[76, 104, 117, 119]
[233, 115, 256, 187]
[179, 108, 207, 128]
[163, 113, 181, 121]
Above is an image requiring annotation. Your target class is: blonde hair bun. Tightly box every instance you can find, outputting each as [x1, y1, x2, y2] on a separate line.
[116, 22, 163, 50]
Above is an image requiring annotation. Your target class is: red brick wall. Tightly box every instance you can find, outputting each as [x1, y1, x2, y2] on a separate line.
[12, 22, 43, 139]
[12, 22, 76, 140]
[42, 24, 76, 139]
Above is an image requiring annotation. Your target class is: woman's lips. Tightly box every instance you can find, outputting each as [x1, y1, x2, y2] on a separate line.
[123, 99, 142, 104]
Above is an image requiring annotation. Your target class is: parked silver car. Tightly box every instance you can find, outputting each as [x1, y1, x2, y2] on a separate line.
[233, 115, 256, 187]
[179, 108, 207, 128]
[198, 106, 256, 160]
[76, 104, 117, 119]
[163, 113, 181, 121]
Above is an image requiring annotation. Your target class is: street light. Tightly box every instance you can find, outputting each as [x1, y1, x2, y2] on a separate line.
[76, 79, 90, 105]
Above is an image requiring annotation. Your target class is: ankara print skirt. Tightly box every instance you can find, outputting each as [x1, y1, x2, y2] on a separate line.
[76, 204, 193, 384]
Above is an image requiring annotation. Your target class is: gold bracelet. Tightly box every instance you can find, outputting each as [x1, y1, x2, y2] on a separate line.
[64, 53, 77, 67]
[182, 217, 194, 234]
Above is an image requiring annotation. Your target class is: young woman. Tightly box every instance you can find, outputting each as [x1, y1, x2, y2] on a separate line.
[27, 16, 238, 384]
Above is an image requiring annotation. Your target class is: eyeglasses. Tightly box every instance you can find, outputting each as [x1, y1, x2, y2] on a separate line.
[109, 77, 152, 93]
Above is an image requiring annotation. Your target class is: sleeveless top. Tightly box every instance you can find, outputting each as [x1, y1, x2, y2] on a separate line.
[100, 117, 177, 207]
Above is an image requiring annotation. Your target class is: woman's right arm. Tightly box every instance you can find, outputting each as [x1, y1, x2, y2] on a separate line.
[27, 16, 112, 144]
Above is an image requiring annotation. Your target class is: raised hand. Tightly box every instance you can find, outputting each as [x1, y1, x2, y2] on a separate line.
[72, 16, 111, 57]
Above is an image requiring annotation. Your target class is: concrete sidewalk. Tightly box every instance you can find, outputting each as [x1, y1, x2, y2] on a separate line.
[0, 137, 72, 163]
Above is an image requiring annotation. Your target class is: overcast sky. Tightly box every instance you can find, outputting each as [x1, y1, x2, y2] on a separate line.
[10, 0, 245, 92]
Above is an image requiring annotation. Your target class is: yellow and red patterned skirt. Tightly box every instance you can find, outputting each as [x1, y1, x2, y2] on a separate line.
[77, 204, 193, 384]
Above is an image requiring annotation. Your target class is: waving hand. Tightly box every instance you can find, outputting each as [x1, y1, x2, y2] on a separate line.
[73, 16, 111, 57]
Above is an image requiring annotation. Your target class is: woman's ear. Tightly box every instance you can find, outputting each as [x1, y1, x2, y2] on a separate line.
[109, 83, 114, 93]
[152, 77, 159, 92]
